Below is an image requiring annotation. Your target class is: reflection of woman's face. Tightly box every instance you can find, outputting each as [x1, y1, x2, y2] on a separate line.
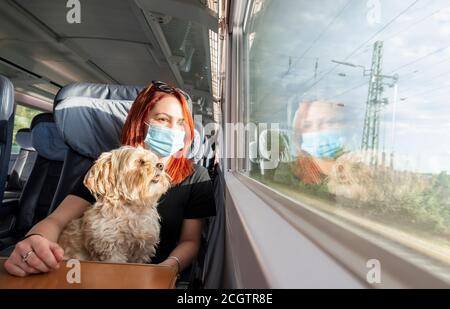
[294, 102, 343, 134]
[145, 95, 186, 134]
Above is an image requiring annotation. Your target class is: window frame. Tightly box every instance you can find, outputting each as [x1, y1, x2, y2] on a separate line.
[225, 0, 450, 288]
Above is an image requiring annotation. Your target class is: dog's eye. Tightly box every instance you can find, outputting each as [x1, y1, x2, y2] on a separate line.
[156, 163, 164, 171]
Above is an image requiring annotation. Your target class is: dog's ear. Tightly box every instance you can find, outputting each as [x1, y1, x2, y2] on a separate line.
[84, 151, 114, 198]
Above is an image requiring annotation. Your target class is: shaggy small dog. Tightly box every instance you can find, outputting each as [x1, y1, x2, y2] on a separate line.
[58, 146, 171, 263]
[326, 152, 372, 202]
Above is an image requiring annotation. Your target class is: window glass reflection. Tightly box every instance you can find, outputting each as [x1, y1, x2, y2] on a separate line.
[244, 0, 450, 278]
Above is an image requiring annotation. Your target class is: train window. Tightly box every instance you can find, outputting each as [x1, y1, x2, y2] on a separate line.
[241, 0, 450, 279]
[11, 104, 41, 154]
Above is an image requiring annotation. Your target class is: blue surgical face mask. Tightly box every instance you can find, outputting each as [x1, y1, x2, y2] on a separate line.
[144, 124, 186, 158]
[300, 129, 346, 158]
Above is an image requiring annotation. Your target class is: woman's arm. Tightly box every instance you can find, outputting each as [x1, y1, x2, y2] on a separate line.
[159, 218, 204, 273]
[27, 195, 89, 242]
[4, 195, 90, 277]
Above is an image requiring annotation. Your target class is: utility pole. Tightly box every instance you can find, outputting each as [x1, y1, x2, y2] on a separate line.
[390, 83, 398, 169]
[361, 41, 384, 160]
[333, 41, 398, 166]
[360, 41, 399, 166]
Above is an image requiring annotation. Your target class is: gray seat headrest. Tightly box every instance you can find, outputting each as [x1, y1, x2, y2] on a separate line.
[0, 75, 14, 144]
[0, 75, 14, 121]
[15, 128, 34, 151]
[54, 82, 196, 160]
[54, 83, 144, 159]
[55, 82, 144, 105]
[31, 113, 68, 161]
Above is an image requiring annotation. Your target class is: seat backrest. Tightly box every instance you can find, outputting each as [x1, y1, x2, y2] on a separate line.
[49, 83, 144, 213]
[203, 133, 217, 170]
[14, 113, 68, 233]
[188, 120, 205, 164]
[0, 75, 15, 202]
[5, 128, 37, 192]
[200, 163, 225, 288]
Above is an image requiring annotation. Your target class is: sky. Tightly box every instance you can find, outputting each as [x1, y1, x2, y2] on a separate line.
[247, 0, 450, 173]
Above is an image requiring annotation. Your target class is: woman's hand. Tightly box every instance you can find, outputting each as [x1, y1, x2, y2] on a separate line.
[4, 235, 64, 277]
[158, 258, 180, 272]
[4, 195, 89, 277]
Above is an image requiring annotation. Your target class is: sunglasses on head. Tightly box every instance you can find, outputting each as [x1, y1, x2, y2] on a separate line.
[151, 80, 192, 104]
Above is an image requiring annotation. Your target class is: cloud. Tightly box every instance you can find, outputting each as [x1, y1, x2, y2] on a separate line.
[439, 25, 450, 37]
[433, 7, 450, 21]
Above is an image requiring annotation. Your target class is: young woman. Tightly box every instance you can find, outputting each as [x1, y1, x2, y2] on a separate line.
[4, 81, 216, 277]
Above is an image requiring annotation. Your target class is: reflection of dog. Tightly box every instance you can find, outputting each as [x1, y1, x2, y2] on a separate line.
[327, 152, 372, 202]
[59, 146, 171, 263]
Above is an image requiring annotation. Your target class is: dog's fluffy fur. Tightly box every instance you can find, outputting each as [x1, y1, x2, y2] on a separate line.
[58, 146, 171, 263]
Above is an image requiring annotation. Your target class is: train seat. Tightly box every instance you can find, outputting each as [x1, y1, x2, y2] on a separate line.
[48, 82, 144, 214]
[0, 75, 15, 203]
[3, 128, 37, 201]
[0, 113, 67, 252]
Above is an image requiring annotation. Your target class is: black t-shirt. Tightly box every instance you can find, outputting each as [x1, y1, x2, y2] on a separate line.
[69, 164, 216, 263]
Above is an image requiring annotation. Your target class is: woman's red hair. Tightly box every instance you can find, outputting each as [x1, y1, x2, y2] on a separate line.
[121, 84, 194, 185]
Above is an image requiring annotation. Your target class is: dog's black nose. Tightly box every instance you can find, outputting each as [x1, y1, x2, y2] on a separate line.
[156, 163, 164, 171]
